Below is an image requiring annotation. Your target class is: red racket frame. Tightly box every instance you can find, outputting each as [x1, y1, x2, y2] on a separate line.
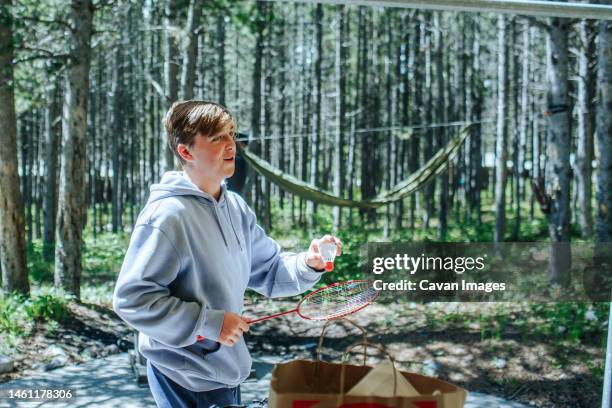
[246, 279, 378, 324]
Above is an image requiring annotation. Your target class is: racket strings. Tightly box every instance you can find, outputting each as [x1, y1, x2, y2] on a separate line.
[298, 281, 378, 320]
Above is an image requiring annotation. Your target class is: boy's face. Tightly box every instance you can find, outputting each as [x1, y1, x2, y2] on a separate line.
[181, 125, 236, 183]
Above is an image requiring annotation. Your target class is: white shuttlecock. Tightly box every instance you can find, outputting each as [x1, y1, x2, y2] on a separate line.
[319, 242, 337, 271]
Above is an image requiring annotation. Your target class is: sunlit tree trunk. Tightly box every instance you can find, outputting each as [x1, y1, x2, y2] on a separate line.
[55, 0, 94, 299]
[575, 18, 595, 238]
[0, 0, 29, 295]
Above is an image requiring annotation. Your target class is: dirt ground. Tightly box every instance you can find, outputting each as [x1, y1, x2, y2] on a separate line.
[0, 298, 605, 408]
[245, 298, 604, 408]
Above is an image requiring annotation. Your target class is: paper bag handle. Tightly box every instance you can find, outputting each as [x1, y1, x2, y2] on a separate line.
[316, 317, 368, 363]
[338, 341, 398, 402]
[311, 318, 368, 387]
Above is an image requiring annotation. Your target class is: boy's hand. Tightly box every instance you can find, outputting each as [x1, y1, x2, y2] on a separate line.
[306, 235, 342, 271]
[219, 312, 250, 347]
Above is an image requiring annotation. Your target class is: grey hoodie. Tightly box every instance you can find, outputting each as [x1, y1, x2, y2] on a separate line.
[113, 171, 322, 391]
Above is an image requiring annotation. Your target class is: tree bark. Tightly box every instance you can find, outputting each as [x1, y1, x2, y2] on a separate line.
[308, 4, 323, 226]
[575, 18, 595, 238]
[333, 5, 346, 232]
[180, 0, 201, 101]
[434, 13, 447, 240]
[494, 15, 508, 243]
[217, 13, 226, 106]
[0, 0, 29, 295]
[250, 1, 265, 211]
[512, 24, 531, 239]
[163, 0, 178, 172]
[111, 47, 123, 233]
[43, 85, 60, 261]
[421, 13, 435, 228]
[595, 15, 612, 244]
[545, 15, 571, 285]
[468, 15, 483, 224]
[54, 0, 93, 299]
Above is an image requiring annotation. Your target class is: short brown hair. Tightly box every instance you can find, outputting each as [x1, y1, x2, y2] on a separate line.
[163, 100, 236, 163]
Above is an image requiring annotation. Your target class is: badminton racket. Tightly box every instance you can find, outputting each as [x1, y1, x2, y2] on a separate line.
[246, 280, 379, 324]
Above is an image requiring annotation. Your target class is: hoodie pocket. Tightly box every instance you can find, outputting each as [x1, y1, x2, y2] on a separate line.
[182, 341, 220, 380]
[185, 340, 251, 386]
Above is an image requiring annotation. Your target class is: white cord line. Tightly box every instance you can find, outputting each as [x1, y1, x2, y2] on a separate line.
[235, 117, 503, 142]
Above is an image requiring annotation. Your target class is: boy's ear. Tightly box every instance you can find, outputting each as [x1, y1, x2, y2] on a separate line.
[177, 143, 193, 162]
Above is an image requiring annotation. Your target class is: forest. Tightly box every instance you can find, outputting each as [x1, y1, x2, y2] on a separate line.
[0, 0, 610, 298]
[0, 1, 611, 405]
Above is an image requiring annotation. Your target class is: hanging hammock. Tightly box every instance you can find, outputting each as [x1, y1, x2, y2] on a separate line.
[235, 124, 472, 209]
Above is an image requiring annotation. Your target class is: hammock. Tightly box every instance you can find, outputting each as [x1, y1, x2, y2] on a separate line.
[236, 124, 472, 209]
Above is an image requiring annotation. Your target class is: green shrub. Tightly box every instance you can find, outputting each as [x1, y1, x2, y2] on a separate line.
[0, 290, 72, 337]
[0, 293, 32, 336]
[23, 294, 69, 322]
[26, 241, 54, 283]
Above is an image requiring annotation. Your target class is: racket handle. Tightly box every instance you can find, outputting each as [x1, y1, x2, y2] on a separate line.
[246, 308, 298, 324]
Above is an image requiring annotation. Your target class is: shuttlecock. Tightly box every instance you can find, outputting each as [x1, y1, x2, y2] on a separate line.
[319, 242, 337, 272]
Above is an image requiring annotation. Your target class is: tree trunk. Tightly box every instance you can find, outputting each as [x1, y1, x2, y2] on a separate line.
[250, 1, 265, 211]
[180, 0, 201, 100]
[494, 15, 508, 243]
[217, 13, 226, 106]
[43, 85, 60, 262]
[0, 0, 29, 295]
[308, 4, 323, 227]
[55, 0, 94, 300]
[469, 15, 483, 224]
[545, 16, 571, 285]
[409, 16, 421, 230]
[434, 13, 447, 240]
[333, 5, 346, 232]
[163, 0, 178, 172]
[575, 18, 595, 238]
[512, 21, 530, 240]
[111, 47, 123, 233]
[595, 15, 612, 244]
[421, 13, 435, 228]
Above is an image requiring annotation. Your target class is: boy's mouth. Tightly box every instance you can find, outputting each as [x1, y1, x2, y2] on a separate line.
[223, 156, 235, 162]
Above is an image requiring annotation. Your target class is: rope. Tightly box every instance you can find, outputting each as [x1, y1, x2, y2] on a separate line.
[235, 117, 497, 143]
[236, 124, 471, 208]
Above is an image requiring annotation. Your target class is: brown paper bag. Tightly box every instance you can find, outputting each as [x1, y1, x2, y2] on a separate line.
[268, 338, 467, 408]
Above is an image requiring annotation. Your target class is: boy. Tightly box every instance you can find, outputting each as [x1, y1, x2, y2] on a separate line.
[113, 100, 341, 408]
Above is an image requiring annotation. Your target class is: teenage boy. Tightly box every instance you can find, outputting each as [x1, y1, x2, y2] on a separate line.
[113, 100, 341, 408]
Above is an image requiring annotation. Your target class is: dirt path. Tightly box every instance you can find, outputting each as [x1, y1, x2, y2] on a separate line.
[0, 298, 604, 407]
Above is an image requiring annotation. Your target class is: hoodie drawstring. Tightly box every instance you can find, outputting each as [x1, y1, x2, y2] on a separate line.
[211, 203, 229, 248]
[225, 202, 243, 251]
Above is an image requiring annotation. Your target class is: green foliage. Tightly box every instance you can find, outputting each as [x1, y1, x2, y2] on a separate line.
[26, 241, 54, 283]
[25, 229, 128, 285]
[0, 288, 70, 336]
[526, 302, 609, 343]
[82, 232, 129, 280]
[23, 292, 70, 323]
[422, 301, 609, 345]
[0, 293, 31, 336]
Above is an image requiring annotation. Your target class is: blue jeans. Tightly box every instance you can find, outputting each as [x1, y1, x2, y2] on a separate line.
[147, 360, 241, 408]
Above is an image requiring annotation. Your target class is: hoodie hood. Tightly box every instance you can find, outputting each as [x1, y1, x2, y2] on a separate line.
[148, 171, 238, 248]
[148, 171, 227, 205]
